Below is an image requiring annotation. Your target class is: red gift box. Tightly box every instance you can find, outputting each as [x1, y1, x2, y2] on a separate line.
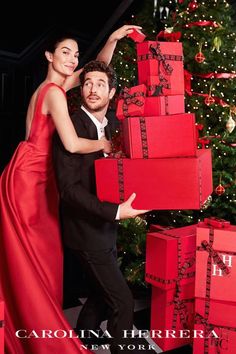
[95, 149, 213, 210]
[195, 220, 236, 302]
[147, 75, 185, 96]
[193, 298, 236, 354]
[145, 225, 196, 289]
[149, 224, 173, 232]
[127, 28, 146, 43]
[116, 84, 146, 120]
[150, 283, 195, 351]
[0, 300, 4, 354]
[144, 95, 185, 116]
[122, 113, 197, 159]
[137, 41, 184, 95]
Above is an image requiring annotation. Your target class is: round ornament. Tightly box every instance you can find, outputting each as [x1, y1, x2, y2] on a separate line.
[188, 0, 198, 12]
[204, 95, 215, 106]
[215, 184, 225, 196]
[195, 52, 205, 63]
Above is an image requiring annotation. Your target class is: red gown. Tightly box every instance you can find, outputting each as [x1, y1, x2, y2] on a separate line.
[0, 83, 91, 354]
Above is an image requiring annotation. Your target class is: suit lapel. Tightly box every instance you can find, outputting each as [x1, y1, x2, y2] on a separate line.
[77, 107, 98, 139]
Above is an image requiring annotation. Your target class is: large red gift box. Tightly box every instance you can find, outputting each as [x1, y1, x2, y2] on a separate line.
[145, 225, 196, 289]
[137, 41, 184, 95]
[144, 95, 185, 116]
[116, 84, 146, 120]
[122, 113, 197, 159]
[95, 149, 213, 210]
[150, 283, 195, 351]
[195, 220, 236, 302]
[193, 298, 236, 354]
[0, 300, 4, 354]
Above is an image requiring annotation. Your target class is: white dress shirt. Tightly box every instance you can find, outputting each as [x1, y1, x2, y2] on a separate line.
[81, 105, 120, 219]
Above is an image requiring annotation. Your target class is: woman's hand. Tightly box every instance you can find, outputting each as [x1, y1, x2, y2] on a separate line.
[109, 25, 143, 42]
[100, 137, 112, 154]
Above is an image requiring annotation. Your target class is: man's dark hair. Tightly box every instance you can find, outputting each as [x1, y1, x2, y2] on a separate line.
[79, 60, 117, 90]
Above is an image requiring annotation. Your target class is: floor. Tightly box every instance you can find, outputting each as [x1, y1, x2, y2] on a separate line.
[64, 297, 193, 354]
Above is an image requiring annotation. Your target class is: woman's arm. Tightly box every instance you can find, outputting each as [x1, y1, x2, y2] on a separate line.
[96, 24, 142, 65]
[63, 25, 142, 92]
[47, 87, 111, 154]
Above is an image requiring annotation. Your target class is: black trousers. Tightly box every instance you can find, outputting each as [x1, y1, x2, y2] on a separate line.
[70, 247, 134, 354]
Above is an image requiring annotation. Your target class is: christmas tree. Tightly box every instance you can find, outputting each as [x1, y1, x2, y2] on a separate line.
[113, 0, 236, 288]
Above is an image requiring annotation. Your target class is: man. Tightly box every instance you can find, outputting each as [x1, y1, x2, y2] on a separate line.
[53, 60, 148, 354]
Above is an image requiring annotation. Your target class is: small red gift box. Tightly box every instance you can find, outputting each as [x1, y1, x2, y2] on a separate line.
[137, 41, 184, 95]
[122, 113, 197, 159]
[150, 283, 195, 351]
[193, 298, 236, 354]
[144, 95, 185, 116]
[116, 84, 146, 120]
[127, 28, 146, 43]
[147, 75, 185, 96]
[195, 219, 236, 302]
[145, 225, 196, 289]
[0, 300, 4, 354]
[95, 150, 213, 210]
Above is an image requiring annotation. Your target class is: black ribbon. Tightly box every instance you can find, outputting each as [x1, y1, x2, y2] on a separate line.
[121, 87, 145, 117]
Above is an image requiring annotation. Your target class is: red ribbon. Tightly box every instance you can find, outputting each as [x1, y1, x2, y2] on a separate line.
[184, 20, 219, 28]
[184, 70, 229, 107]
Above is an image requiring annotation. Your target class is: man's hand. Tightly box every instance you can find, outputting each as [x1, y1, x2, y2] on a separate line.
[119, 193, 150, 219]
[100, 137, 112, 154]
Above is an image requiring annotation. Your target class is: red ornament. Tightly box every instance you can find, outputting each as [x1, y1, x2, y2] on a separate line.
[188, 0, 198, 12]
[215, 184, 225, 196]
[204, 95, 215, 106]
[195, 52, 205, 63]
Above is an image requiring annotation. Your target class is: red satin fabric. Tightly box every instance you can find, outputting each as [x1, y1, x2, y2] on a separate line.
[0, 84, 91, 354]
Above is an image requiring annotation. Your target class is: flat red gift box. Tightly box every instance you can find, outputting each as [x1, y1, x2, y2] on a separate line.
[122, 113, 197, 159]
[147, 75, 185, 96]
[193, 298, 236, 354]
[150, 283, 195, 351]
[137, 41, 184, 95]
[195, 220, 236, 302]
[144, 95, 185, 116]
[116, 84, 146, 120]
[0, 300, 4, 354]
[95, 149, 213, 210]
[145, 225, 196, 289]
[127, 28, 146, 43]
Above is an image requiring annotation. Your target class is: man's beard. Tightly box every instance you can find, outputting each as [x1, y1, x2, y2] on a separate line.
[82, 97, 108, 113]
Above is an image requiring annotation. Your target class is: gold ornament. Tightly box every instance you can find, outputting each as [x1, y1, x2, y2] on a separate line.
[211, 36, 222, 52]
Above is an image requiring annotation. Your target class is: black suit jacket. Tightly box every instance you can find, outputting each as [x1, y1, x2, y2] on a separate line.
[52, 107, 119, 251]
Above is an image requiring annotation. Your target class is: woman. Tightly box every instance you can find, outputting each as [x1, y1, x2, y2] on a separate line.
[0, 25, 141, 354]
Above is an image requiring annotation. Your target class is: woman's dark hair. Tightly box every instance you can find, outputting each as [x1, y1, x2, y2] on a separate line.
[79, 60, 117, 90]
[45, 31, 79, 53]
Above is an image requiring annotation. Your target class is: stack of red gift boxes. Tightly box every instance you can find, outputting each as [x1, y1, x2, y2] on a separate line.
[145, 224, 196, 351]
[95, 31, 213, 210]
[193, 218, 236, 354]
[145, 218, 236, 353]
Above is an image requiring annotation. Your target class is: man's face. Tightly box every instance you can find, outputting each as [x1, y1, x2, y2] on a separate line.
[81, 71, 115, 113]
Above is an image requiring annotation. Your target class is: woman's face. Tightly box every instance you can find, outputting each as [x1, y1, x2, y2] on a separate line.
[51, 39, 79, 76]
